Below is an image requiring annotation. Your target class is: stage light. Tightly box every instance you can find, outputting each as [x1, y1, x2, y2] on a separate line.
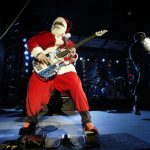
[22, 38, 27, 42]
[143, 37, 150, 51]
[25, 62, 29, 66]
[25, 56, 29, 60]
[108, 63, 112, 67]
[24, 44, 28, 48]
[25, 69, 29, 73]
[128, 11, 132, 16]
[116, 60, 119, 63]
[102, 58, 105, 62]
[24, 50, 29, 55]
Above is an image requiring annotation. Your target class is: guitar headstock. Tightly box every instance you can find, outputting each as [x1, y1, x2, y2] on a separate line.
[95, 30, 108, 36]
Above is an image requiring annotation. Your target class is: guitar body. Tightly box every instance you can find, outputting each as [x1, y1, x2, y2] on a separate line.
[32, 49, 68, 79]
[33, 61, 58, 79]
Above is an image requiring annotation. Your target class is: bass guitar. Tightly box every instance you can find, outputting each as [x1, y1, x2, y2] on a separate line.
[32, 30, 108, 80]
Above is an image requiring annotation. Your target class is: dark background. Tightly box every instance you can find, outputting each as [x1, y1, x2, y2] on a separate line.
[1, 0, 150, 41]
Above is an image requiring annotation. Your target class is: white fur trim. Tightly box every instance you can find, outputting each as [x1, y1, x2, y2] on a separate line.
[72, 53, 78, 62]
[65, 33, 71, 38]
[57, 64, 76, 75]
[55, 35, 64, 46]
[31, 47, 44, 57]
[44, 46, 58, 54]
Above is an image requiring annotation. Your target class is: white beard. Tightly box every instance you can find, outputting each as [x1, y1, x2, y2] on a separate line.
[51, 26, 66, 36]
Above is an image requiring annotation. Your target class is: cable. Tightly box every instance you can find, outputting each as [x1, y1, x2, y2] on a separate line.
[133, 70, 141, 95]
[0, 0, 31, 41]
[37, 120, 61, 132]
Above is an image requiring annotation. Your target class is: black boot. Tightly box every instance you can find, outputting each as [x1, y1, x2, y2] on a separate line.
[79, 111, 98, 134]
[79, 111, 92, 127]
[19, 116, 37, 135]
[134, 96, 141, 115]
[135, 105, 141, 115]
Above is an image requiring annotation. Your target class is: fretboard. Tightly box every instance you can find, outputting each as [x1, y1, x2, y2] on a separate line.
[56, 34, 96, 58]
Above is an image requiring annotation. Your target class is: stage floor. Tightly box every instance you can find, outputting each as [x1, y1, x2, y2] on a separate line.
[0, 109, 150, 149]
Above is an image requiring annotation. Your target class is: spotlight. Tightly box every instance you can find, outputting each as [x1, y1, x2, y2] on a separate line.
[116, 60, 119, 63]
[24, 44, 28, 48]
[22, 38, 27, 42]
[25, 62, 29, 66]
[102, 58, 105, 62]
[25, 56, 29, 60]
[24, 50, 29, 55]
[25, 69, 29, 73]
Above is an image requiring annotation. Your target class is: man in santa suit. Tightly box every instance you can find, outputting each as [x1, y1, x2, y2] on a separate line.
[19, 17, 98, 135]
[129, 32, 150, 115]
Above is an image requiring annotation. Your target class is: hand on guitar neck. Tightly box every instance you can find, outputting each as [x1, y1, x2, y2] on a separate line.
[68, 47, 76, 58]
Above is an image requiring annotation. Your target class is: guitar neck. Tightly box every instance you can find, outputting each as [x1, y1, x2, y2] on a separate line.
[73, 34, 96, 48]
[56, 34, 97, 58]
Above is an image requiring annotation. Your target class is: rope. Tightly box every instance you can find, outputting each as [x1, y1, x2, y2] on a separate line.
[0, 0, 31, 41]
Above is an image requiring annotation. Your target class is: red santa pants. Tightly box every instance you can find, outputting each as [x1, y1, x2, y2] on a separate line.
[26, 72, 90, 116]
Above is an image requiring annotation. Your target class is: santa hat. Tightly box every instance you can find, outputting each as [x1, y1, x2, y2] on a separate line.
[52, 17, 72, 37]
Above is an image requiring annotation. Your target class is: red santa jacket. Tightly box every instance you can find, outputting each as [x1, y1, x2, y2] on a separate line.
[27, 31, 77, 62]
